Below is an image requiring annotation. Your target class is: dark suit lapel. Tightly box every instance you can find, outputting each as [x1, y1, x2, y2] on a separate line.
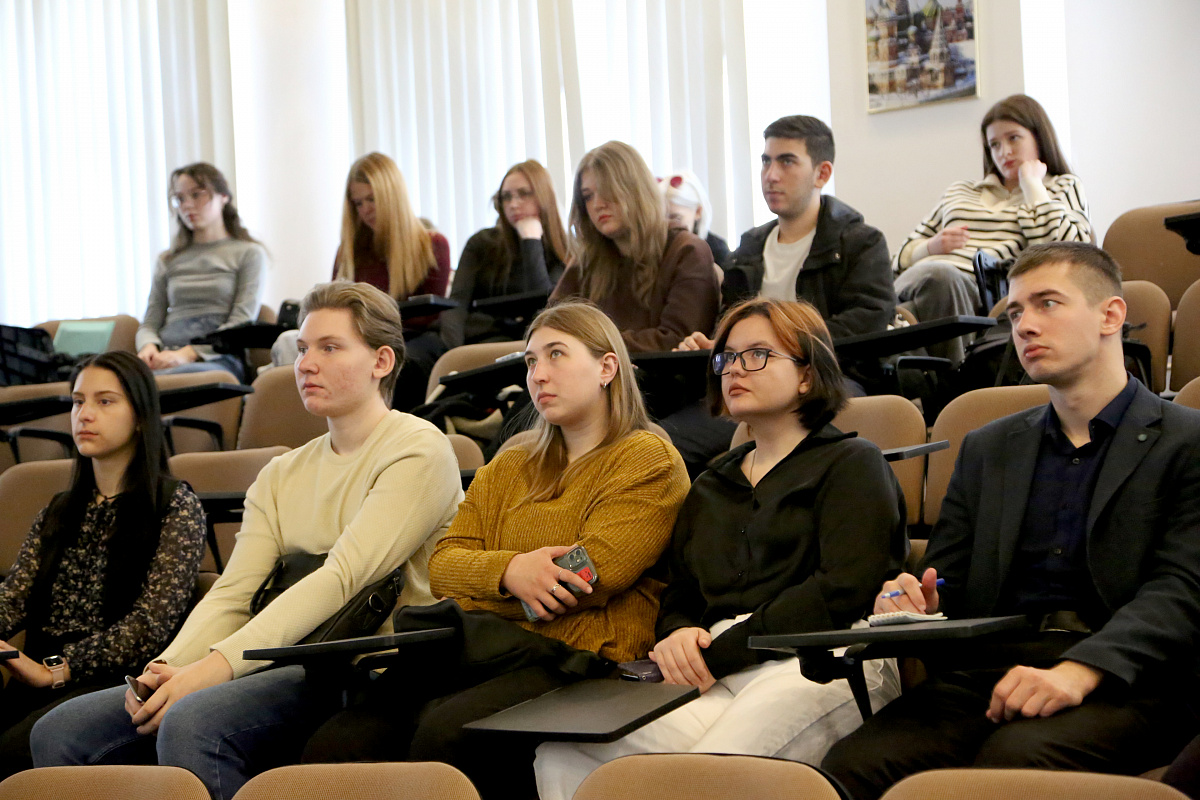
[1087, 386, 1162, 534]
[996, 412, 1043, 590]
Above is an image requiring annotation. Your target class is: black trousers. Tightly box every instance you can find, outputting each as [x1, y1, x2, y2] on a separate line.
[821, 669, 1196, 800]
[302, 664, 576, 800]
[1165, 735, 1200, 800]
[0, 679, 112, 779]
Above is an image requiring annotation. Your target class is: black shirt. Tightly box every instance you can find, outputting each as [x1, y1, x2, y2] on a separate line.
[1001, 376, 1138, 620]
[656, 424, 907, 679]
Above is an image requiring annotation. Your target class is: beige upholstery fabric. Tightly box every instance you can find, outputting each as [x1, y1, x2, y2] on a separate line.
[573, 753, 843, 800]
[157, 369, 243, 454]
[1123, 280, 1172, 393]
[426, 340, 525, 402]
[1174, 376, 1200, 410]
[169, 447, 289, 571]
[447, 433, 485, 470]
[1171, 279, 1200, 391]
[36, 314, 140, 355]
[231, 762, 481, 800]
[1103, 199, 1200, 309]
[880, 768, 1189, 800]
[236, 366, 327, 450]
[0, 765, 210, 800]
[0, 381, 73, 472]
[0, 459, 72, 576]
[834, 395, 928, 526]
[925, 384, 1050, 526]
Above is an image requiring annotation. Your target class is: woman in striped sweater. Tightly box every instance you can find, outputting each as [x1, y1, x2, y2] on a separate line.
[893, 94, 1091, 362]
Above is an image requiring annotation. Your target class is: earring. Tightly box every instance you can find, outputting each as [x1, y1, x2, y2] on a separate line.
[602, 381, 609, 389]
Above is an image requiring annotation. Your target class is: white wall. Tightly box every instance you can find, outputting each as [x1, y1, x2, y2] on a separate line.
[825, 0, 1028, 253]
[1062, 0, 1200, 242]
[227, 0, 352, 311]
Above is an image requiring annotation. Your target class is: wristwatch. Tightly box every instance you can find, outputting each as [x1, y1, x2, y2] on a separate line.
[42, 655, 69, 689]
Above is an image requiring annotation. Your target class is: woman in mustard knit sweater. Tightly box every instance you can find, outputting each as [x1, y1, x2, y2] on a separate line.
[303, 301, 690, 798]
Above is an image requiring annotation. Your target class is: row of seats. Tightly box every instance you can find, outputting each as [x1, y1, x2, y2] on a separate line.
[0, 756, 1187, 800]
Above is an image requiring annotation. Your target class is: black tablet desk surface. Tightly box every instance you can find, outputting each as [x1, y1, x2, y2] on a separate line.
[398, 295, 460, 318]
[194, 323, 290, 352]
[470, 290, 549, 319]
[243, 628, 456, 663]
[159, 383, 253, 415]
[749, 615, 1029, 653]
[833, 316, 997, 360]
[0, 395, 72, 425]
[463, 679, 698, 743]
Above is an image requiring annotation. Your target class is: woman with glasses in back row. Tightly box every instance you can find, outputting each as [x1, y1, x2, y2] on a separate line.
[536, 298, 906, 800]
[136, 163, 267, 382]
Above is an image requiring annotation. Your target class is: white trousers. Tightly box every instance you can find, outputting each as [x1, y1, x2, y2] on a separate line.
[534, 655, 900, 800]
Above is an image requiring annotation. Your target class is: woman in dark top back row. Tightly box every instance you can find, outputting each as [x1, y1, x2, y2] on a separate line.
[439, 159, 570, 350]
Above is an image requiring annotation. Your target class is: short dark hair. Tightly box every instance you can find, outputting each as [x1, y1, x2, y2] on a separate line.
[1007, 242, 1123, 304]
[763, 115, 835, 166]
[706, 298, 848, 429]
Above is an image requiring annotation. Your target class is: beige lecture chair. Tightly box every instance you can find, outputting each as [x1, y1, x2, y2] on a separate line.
[1104, 199, 1200, 311]
[879, 768, 1188, 800]
[236, 366, 327, 450]
[0, 766, 209, 800]
[573, 753, 843, 800]
[230, 762, 481, 800]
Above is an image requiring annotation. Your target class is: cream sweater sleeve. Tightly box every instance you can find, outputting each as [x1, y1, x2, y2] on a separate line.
[159, 417, 463, 677]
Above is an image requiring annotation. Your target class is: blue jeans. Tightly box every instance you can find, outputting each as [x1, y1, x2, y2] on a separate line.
[30, 666, 335, 800]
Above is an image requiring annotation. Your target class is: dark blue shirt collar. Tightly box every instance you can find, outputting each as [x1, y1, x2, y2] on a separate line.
[1042, 374, 1139, 447]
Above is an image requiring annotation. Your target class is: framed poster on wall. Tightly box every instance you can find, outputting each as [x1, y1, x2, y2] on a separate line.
[866, 0, 979, 113]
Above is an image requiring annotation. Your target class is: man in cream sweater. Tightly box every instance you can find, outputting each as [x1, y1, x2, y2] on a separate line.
[32, 282, 463, 800]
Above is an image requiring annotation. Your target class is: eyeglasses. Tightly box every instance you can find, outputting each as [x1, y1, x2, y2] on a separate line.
[711, 347, 807, 375]
[170, 188, 212, 210]
[499, 188, 535, 205]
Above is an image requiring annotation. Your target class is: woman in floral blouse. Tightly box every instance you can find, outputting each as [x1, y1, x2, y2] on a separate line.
[0, 351, 206, 776]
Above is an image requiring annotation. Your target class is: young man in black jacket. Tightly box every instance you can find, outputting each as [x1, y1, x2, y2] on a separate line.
[666, 116, 896, 473]
[823, 242, 1200, 799]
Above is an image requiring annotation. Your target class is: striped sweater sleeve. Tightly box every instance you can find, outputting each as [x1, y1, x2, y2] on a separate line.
[1016, 173, 1092, 246]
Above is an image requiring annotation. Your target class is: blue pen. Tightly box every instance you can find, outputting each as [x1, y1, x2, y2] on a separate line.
[880, 578, 945, 599]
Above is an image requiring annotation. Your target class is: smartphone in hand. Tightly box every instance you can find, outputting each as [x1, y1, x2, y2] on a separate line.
[521, 544, 600, 621]
[125, 675, 153, 704]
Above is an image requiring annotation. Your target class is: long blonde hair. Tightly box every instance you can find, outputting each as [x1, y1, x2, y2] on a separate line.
[522, 301, 650, 501]
[568, 142, 668, 309]
[336, 152, 434, 299]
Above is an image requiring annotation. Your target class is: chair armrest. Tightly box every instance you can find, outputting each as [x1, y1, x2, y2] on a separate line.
[195, 491, 246, 572]
[881, 440, 949, 462]
[5, 427, 73, 461]
[163, 415, 225, 452]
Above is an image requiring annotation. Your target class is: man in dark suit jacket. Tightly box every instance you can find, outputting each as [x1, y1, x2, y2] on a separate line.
[822, 242, 1200, 799]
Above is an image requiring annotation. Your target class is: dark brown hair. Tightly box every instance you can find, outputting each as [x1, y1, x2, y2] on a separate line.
[706, 298, 847, 429]
[165, 163, 259, 259]
[980, 95, 1072, 180]
[763, 115, 835, 166]
[1007, 242, 1123, 305]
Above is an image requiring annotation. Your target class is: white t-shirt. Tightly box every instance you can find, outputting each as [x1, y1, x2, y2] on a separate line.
[760, 225, 816, 301]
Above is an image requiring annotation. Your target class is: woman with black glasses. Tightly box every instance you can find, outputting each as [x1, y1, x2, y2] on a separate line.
[535, 298, 907, 800]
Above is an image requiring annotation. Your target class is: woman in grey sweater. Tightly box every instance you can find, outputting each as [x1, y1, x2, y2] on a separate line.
[136, 163, 266, 381]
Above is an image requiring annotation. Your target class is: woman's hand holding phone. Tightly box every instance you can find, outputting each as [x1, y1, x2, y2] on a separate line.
[501, 545, 594, 621]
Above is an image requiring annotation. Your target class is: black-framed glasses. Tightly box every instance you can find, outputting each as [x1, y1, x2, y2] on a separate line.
[711, 347, 806, 375]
